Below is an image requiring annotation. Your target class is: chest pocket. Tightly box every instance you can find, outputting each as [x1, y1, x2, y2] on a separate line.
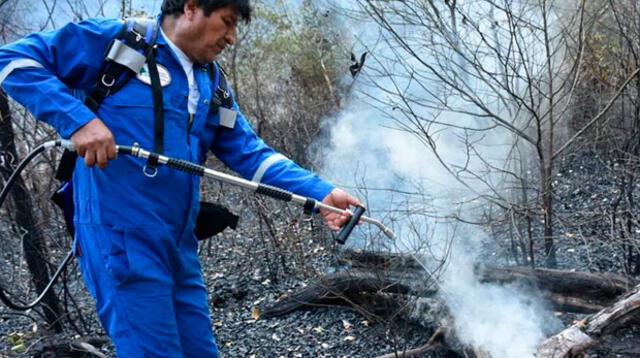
[109, 78, 155, 108]
[101, 82, 156, 150]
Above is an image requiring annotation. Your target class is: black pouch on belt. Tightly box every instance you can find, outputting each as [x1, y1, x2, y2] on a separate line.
[194, 201, 239, 240]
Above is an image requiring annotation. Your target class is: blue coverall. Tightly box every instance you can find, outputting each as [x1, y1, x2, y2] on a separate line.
[0, 17, 334, 357]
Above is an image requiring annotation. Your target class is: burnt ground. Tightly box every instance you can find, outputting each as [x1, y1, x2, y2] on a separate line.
[481, 149, 640, 357]
[2, 149, 640, 357]
[0, 197, 435, 358]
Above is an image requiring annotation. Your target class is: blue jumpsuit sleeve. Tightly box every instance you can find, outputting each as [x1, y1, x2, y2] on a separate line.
[0, 18, 123, 138]
[210, 99, 335, 202]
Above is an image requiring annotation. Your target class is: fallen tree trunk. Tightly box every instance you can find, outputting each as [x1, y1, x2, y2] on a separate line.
[478, 266, 632, 306]
[261, 269, 437, 319]
[263, 258, 633, 318]
[537, 283, 640, 358]
[479, 265, 634, 314]
[340, 249, 634, 306]
[262, 250, 640, 357]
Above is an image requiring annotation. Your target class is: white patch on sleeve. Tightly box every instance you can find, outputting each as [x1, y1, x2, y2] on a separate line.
[252, 153, 289, 183]
[0, 59, 44, 86]
[219, 107, 237, 128]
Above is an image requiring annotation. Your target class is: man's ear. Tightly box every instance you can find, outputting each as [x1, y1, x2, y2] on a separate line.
[183, 0, 198, 19]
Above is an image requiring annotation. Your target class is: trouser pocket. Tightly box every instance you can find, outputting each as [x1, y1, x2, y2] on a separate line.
[95, 228, 133, 286]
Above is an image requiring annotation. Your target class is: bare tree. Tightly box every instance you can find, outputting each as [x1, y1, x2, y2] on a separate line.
[221, 0, 348, 167]
[557, 0, 640, 275]
[343, 0, 639, 268]
[0, 90, 63, 331]
[0, 0, 118, 344]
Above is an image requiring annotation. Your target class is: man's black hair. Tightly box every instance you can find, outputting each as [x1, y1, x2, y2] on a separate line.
[161, 0, 251, 23]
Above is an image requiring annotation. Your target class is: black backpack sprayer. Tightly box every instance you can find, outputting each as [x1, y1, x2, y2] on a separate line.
[0, 139, 396, 311]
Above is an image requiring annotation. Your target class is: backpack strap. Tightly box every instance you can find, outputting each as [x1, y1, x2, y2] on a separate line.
[207, 62, 234, 116]
[56, 18, 160, 181]
[144, 46, 164, 173]
[212, 65, 233, 109]
[87, 18, 158, 112]
[210, 63, 238, 130]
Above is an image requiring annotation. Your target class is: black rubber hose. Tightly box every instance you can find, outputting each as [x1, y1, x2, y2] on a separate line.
[0, 142, 74, 310]
[0, 143, 45, 206]
[0, 251, 73, 310]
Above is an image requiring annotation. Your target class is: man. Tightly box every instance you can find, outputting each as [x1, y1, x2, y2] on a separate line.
[0, 0, 360, 356]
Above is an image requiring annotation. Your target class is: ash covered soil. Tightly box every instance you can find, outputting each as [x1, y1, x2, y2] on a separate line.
[482, 149, 640, 357]
[0, 206, 435, 358]
[198, 228, 433, 358]
[2, 150, 640, 357]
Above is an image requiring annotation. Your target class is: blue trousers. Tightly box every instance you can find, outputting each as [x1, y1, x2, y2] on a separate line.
[75, 224, 219, 357]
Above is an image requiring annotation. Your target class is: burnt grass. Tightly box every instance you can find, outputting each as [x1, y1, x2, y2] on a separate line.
[2, 150, 640, 357]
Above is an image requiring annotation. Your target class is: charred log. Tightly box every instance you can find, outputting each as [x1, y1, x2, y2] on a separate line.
[261, 269, 437, 319]
[265, 250, 634, 318]
[263, 250, 640, 357]
[341, 250, 634, 307]
[537, 284, 640, 358]
[32, 335, 110, 358]
[478, 266, 633, 304]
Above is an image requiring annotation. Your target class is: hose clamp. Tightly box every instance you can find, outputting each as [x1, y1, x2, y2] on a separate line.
[131, 142, 141, 157]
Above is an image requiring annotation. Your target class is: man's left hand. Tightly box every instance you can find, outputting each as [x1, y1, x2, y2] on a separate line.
[320, 188, 361, 230]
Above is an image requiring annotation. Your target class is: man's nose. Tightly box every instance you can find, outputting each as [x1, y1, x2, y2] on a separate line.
[225, 26, 237, 45]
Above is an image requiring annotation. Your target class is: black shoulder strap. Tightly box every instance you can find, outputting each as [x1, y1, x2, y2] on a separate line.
[145, 47, 164, 170]
[56, 18, 160, 181]
[208, 62, 234, 114]
[86, 18, 158, 112]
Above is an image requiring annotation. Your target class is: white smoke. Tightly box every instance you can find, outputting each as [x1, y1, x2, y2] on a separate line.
[441, 236, 559, 357]
[314, 1, 563, 356]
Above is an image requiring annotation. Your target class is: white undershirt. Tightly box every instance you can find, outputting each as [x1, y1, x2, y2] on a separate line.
[160, 27, 200, 115]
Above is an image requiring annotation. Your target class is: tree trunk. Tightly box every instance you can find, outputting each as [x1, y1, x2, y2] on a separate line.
[543, 171, 557, 268]
[478, 266, 633, 310]
[0, 90, 63, 331]
[261, 269, 437, 319]
[263, 250, 634, 318]
[537, 284, 640, 358]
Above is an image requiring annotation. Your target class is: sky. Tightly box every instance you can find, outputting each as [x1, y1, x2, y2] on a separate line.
[10, 0, 161, 31]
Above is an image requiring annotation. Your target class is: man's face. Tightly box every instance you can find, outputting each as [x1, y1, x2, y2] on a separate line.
[183, 3, 238, 64]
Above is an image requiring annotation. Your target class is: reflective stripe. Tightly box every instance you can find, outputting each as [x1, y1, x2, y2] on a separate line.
[106, 40, 147, 73]
[0, 59, 44, 86]
[252, 153, 288, 183]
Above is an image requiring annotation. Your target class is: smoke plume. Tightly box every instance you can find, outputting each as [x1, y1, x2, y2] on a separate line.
[313, 1, 562, 356]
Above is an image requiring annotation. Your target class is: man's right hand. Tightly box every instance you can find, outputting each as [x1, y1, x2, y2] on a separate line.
[70, 118, 116, 169]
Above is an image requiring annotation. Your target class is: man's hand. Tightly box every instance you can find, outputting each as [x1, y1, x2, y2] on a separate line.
[70, 118, 116, 169]
[320, 188, 361, 230]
